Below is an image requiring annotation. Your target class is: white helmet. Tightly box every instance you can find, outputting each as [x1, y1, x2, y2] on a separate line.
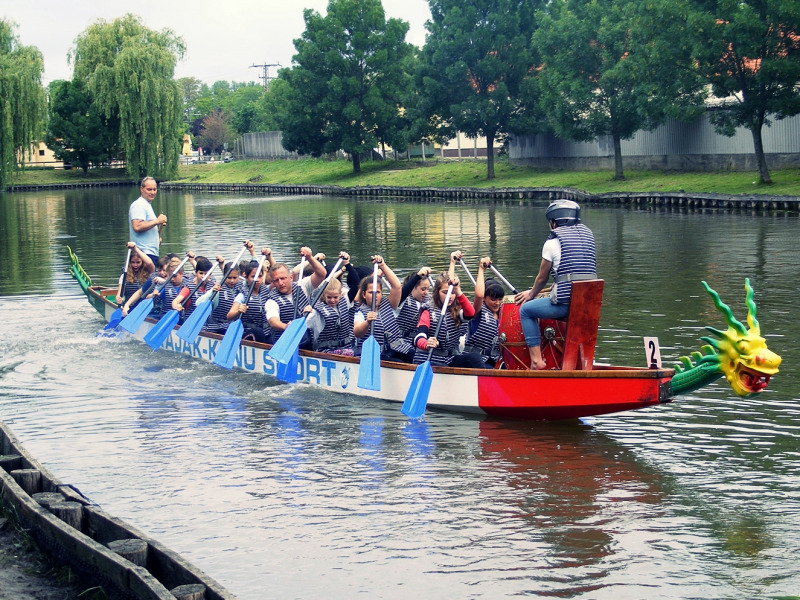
[545, 199, 581, 225]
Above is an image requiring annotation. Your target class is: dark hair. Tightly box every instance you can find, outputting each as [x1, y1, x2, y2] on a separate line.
[224, 262, 238, 274]
[157, 256, 171, 269]
[485, 280, 505, 300]
[356, 274, 382, 305]
[195, 256, 213, 273]
[243, 260, 260, 278]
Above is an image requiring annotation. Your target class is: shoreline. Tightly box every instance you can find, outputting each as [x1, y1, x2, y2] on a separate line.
[0, 419, 237, 599]
[7, 179, 800, 210]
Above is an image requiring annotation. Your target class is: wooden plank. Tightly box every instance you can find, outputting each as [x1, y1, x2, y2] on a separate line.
[562, 280, 604, 371]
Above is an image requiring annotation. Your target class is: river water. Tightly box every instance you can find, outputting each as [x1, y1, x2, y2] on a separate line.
[1, 187, 798, 599]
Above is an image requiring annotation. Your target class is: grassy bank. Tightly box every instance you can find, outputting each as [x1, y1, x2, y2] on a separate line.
[10, 158, 800, 196]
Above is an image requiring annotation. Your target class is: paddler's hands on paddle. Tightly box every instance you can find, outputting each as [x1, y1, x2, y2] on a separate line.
[417, 266, 432, 279]
[424, 336, 439, 350]
[480, 257, 492, 270]
[450, 275, 463, 299]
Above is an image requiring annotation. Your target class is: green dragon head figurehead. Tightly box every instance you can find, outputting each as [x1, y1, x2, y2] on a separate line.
[699, 279, 781, 396]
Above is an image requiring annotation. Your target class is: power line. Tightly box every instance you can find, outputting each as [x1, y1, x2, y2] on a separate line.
[250, 63, 281, 89]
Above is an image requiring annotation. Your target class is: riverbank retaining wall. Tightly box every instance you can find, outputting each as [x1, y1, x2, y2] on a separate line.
[7, 180, 799, 210]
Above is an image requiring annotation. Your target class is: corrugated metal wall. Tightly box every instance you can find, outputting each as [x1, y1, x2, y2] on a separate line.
[242, 132, 298, 159]
[510, 111, 800, 169]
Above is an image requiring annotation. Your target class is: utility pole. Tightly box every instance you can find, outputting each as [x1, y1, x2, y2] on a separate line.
[250, 63, 281, 89]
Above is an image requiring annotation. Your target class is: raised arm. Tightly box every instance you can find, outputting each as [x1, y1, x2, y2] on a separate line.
[373, 255, 402, 310]
[300, 246, 327, 287]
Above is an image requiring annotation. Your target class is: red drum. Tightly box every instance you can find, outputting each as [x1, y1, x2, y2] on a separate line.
[498, 301, 567, 370]
[497, 302, 529, 370]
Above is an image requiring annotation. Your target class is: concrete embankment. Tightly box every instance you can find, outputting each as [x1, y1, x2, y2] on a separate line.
[8, 180, 800, 210]
[1, 420, 237, 600]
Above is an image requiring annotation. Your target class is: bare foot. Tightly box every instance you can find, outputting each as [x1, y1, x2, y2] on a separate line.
[528, 360, 548, 370]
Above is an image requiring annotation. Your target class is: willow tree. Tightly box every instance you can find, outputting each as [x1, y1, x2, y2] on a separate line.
[0, 19, 46, 189]
[71, 14, 185, 179]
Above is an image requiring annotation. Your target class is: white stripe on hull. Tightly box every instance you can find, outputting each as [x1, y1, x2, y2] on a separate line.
[130, 319, 484, 414]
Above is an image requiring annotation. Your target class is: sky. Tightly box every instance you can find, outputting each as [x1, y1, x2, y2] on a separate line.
[2, 0, 432, 87]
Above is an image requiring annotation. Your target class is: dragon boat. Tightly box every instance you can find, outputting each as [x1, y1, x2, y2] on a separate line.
[67, 247, 780, 421]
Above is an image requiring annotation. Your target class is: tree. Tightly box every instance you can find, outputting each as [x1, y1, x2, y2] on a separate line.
[420, 0, 541, 179]
[277, 0, 414, 173]
[688, 0, 800, 184]
[533, 0, 704, 180]
[196, 109, 237, 154]
[177, 76, 202, 129]
[71, 14, 185, 180]
[45, 79, 118, 173]
[0, 19, 46, 188]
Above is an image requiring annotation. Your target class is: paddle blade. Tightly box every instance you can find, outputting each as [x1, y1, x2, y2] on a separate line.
[357, 335, 381, 391]
[144, 310, 179, 351]
[177, 300, 212, 343]
[268, 317, 309, 365]
[118, 298, 154, 334]
[276, 348, 299, 383]
[213, 320, 244, 369]
[401, 361, 434, 419]
[104, 307, 123, 330]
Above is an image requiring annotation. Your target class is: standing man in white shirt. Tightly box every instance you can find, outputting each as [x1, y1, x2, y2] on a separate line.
[129, 176, 167, 265]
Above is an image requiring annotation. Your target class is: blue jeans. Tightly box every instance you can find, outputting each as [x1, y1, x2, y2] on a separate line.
[519, 297, 569, 346]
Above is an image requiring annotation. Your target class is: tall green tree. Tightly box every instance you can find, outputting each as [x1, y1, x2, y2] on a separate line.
[71, 14, 185, 179]
[420, 0, 541, 179]
[688, 0, 800, 184]
[0, 19, 46, 188]
[533, 0, 704, 180]
[277, 0, 413, 173]
[45, 79, 118, 173]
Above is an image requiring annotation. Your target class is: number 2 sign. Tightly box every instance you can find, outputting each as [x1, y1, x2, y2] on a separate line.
[643, 337, 662, 368]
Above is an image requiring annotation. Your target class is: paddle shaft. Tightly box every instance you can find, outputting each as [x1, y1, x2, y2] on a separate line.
[308, 257, 345, 307]
[425, 284, 455, 361]
[152, 255, 192, 297]
[176, 262, 219, 308]
[488, 265, 518, 294]
[458, 259, 476, 286]
[199, 244, 250, 307]
[234, 257, 266, 322]
[369, 262, 380, 337]
[116, 248, 133, 302]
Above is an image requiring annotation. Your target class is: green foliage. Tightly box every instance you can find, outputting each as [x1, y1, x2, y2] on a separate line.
[687, 0, 800, 183]
[45, 79, 118, 173]
[533, 0, 705, 180]
[0, 19, 46, 188]
[71, 14, 185, 180]
[420, 0, 542, 179]
[276, 0, 414, 173]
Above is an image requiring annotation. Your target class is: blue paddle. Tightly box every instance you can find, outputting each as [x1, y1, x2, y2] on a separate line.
[118, 255, 191, 334]
[213, 257, 266, 369]
[276, 262, 304, 384]
[104, 247, 132, 330]
[144, 263, 219, 351]
[177, 244, 250, 344]
[268, 256, 345, 366]
[401, 283, 454, 419]
[357, 262, 381, 391]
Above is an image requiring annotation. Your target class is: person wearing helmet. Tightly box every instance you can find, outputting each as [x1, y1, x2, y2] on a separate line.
[513, 200, 597, 369]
